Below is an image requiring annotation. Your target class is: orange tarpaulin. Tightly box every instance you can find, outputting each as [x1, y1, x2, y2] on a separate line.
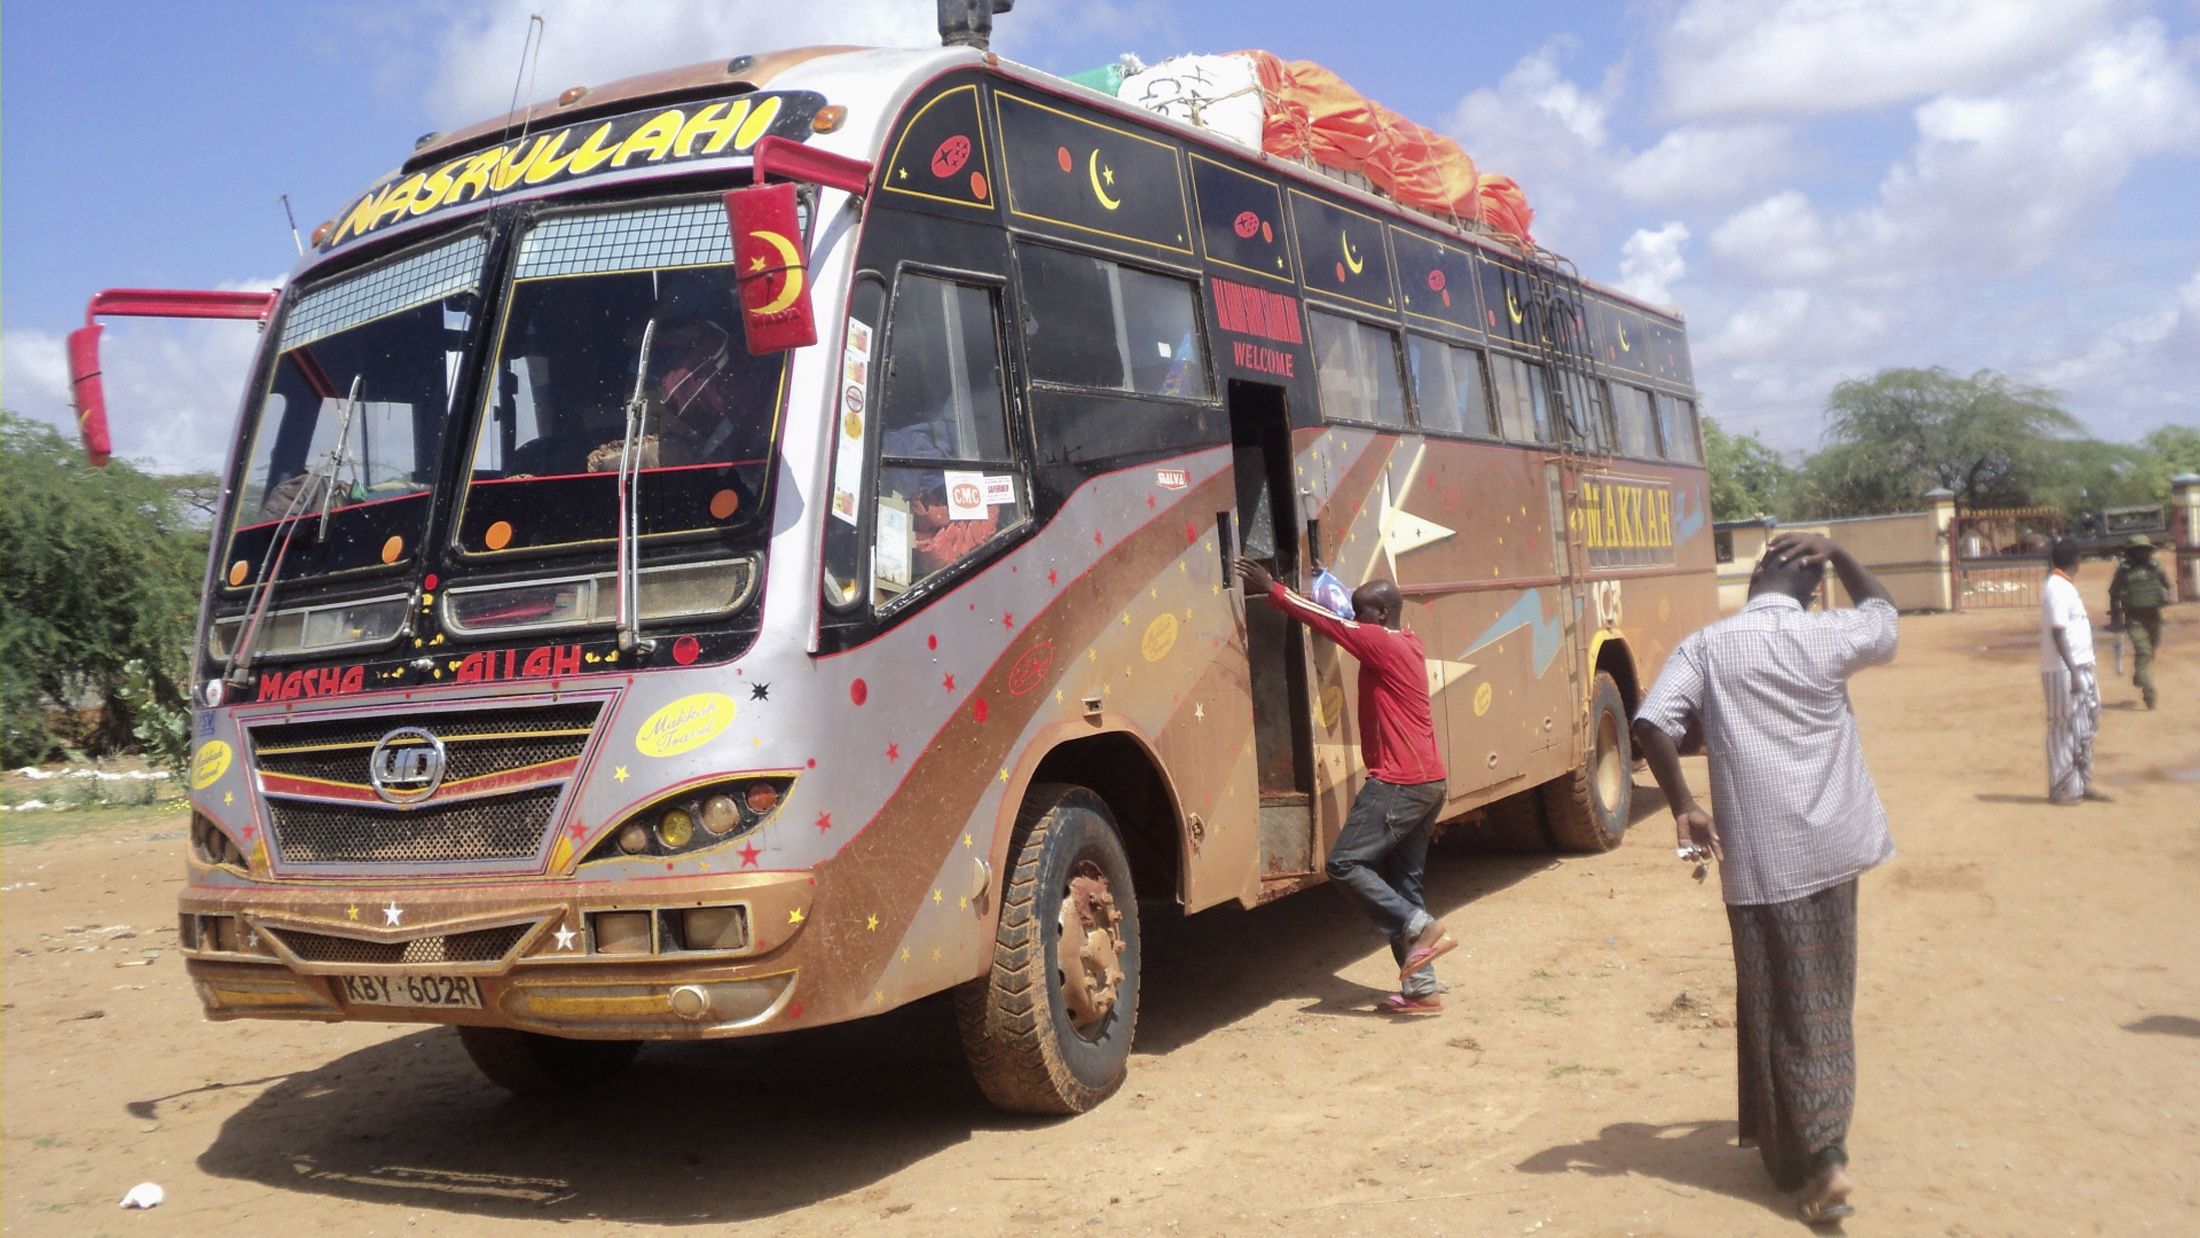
[1230, 50, 1533, 243]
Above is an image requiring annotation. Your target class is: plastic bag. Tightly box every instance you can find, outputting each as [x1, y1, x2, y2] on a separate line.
[1308, 567, 1355, 619]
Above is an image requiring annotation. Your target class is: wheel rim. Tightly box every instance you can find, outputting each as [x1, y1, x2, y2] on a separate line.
[1592, 709, 1625, 825]
[1055, 858, 1126, 1038]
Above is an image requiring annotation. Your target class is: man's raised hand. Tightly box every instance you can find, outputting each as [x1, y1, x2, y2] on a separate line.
[1234, 556, 1274, 595]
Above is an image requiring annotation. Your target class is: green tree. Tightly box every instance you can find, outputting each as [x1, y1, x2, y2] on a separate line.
[2133, 424, 2200, 507]
[1701, 416, 1796, 520]
[1814, 366, 2079, 515]
[0, 411, 207, 766]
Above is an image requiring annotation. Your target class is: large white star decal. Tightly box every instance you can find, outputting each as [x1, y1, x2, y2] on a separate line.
[1376, 451, 1455, 578]
[552, 922, 578, 951]
[382, 900, 403, 926]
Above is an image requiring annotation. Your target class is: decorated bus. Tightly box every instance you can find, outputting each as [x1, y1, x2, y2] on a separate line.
[70, 10, 1712, 1112]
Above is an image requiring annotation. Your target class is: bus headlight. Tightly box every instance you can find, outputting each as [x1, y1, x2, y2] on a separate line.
[581, 775, 794, 865]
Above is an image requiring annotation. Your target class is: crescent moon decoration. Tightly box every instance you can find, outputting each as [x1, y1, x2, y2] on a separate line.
[1506, 288, 1525, 325]
[1341, 232, 1365, 276]
[1086, 149, 1121, 211]
[748, 229, 807, 315]
[1616, 322, 1631, 352]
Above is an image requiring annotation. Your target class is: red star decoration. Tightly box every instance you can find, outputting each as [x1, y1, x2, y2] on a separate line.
[241, 825, 258, 841]
[1146, 494, 1156, 509]
[1047, 568, 1059, 587]
[886, 742, 900, 761]
[1093, 530, 1104, 547]
[1001, 611, 1015, 630]
[738, 842, 761, 867]
[567, 821, 588, 840]
[814, 811, 832, 833]
[1184, 519, 1199, 543]
[942, 672, 956, 691]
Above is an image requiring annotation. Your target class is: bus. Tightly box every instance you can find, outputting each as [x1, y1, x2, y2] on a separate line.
[70, 16, 1714, 1114]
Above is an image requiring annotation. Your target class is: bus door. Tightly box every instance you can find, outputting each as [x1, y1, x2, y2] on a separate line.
[1222, 379, 1318, 876]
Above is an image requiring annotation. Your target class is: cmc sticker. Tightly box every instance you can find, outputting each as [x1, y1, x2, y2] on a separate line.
[1140, 613, 1179, 662]
[635, 693, 736, 758]
[191, 741, 234, 790]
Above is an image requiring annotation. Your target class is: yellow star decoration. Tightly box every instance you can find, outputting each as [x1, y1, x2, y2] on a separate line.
[788, 907, 805, 925]
[1055, 689, 1064, 703]
[748, 254, 768, 273]
[1088, 649, 1098, 663]
[1121, 611, 1131, 626]
[997, 768, 1009, 783]
[930, 947, 943, 962]
[932, 888, 943, 904]
[345, 904, 360, 921]
[963, 833, 975, 848]
[958, 896, 969, 909]
[901, 947, 911, 961]
[866, 914, 880, 931]
[875, 990, 886, 1006]
[614, 766, 630, 783]
[223, 791, 234, 805]
[1102, 165, 1115, 186]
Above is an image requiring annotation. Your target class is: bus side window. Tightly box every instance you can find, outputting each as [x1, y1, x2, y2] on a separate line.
[1490, 353, 1552, 443]
[872, 273, 1025, 606]
[1613, 383, 1659, 458]
[1016, 243, 1211, 400]
[1654, 392, 1702, 463]
[1309, 309, 1407, 427]
[1406, 334, 1496, 437]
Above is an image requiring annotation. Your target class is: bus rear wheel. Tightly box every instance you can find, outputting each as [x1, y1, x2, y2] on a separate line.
[1543, 671, 1634, 853]
[955, 783, 1142, 1115]
[456, 1026, 640, 1095]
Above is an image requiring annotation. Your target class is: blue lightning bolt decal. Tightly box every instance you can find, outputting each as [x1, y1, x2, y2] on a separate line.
[1461, 589, 1564, 678]
[1673, 486, 1705, 544]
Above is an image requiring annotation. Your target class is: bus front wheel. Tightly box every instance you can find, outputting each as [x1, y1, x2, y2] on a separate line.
[1543, 671, 1634, 853]
[456, 1026, 640, 1095]
[955, 782, 1142, 1115]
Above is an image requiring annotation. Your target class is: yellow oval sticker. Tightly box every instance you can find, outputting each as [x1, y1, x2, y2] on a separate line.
[1474, 682, 1494, 717]
[635, 693, 736, 758]
[191, 740, 233, 790]
[1140, 613, 1179, 662]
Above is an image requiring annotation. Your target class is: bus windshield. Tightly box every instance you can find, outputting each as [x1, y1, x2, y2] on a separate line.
[459, 197, 792, 555]
[224, 231, 486, 573]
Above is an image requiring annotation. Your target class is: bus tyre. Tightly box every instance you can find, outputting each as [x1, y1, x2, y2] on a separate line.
[456, 1026, 640, 1095]
[1543, 671, 1633, 853]
[955, 783, 1141, 1115]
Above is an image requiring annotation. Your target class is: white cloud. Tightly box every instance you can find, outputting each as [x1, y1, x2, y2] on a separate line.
[1657, 0, 2119, 121]
[1618, 222, 1690, 305]
[1448, 40, 1628, 254]
[1614, 123, 1794, 207]
[423, 0, 937, 126]
[1707, 21, 2200, 285]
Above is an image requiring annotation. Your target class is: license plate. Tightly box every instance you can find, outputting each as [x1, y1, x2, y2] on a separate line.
[338, 973, 482, 1009]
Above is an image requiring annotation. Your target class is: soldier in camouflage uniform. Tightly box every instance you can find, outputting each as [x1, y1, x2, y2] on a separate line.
[2108, 534, 2173, 710]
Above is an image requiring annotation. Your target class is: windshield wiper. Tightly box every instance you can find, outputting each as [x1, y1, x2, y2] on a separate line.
[316, 374, 364, 540]
[223, 375, 369, 691]
[615, 320, 658, 658]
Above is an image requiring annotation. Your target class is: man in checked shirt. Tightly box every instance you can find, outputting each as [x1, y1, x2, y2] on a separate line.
[1631, 531, 1898, 1226]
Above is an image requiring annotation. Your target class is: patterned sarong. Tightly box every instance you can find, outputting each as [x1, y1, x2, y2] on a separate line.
[1727, 879, 1858, 1192]
[2042, 664, 2100, 803]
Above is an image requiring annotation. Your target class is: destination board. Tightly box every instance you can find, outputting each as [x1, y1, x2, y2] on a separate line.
[993, 91, 1192, 256]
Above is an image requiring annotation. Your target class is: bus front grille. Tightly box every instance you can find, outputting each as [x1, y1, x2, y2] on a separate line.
[269, 787, 558, 865]
[269, 923, 531, 966]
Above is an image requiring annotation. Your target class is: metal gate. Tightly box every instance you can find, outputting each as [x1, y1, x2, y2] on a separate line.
[1951, 506, 2063, 611]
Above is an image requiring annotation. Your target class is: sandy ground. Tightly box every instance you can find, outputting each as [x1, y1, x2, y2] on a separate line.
[5, 580, 2197, 1237]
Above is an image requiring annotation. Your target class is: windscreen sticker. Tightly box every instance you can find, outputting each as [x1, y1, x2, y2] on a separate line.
[943, 471, 987, 521]
[874, 500, 913, 589]
[831, 320, 874, 526]
[981, 474, 1017, 506]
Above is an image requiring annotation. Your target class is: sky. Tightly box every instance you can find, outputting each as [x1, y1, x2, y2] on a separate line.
[5, 0, 2198, 476]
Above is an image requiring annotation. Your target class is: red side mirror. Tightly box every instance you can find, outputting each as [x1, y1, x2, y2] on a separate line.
[66, 323, 111, 467]
[724, 182, 818, 355]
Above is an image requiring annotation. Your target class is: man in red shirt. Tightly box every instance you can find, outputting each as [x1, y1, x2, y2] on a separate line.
[1236, 558, 1455, 1012]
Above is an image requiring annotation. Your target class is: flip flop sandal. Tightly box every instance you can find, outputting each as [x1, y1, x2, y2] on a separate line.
[1797, 1198, 1855, 1225]
[1379, 992, 1443, 1014]
[1399, 932, 1457, 983]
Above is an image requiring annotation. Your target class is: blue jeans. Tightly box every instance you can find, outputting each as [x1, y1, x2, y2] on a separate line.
[1326, 776, 1448, 997]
